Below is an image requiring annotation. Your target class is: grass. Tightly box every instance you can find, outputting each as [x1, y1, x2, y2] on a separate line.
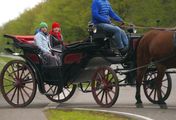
[0, 56, 14, 70]
[45, 109, 134, 120]
[0, 55, 15, 92]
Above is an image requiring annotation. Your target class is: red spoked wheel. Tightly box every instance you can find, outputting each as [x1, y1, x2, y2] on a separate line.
[0, 60, 37, 107]
[45, 83, 76, 103]
[143, 70, 172, 104]
[92, 66, 119, 108]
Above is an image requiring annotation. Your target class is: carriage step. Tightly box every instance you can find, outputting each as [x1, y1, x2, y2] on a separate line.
[104, 56, 123, 64]
[44, 93, 59, 96]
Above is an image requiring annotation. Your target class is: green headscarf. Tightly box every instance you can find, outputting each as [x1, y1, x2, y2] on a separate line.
[39, 22, 48, 28]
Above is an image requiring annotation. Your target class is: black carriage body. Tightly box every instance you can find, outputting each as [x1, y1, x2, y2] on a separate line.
[3, 24, 141, 88]
[3, 35, 108, 89]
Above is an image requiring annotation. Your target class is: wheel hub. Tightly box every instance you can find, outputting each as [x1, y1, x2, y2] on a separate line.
[145, 79, 157, 89]
[14, 79, 24, 88]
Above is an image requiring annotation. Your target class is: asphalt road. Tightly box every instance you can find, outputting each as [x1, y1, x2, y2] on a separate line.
[0, 74, 176, 120]
[57, 73, 176, 120]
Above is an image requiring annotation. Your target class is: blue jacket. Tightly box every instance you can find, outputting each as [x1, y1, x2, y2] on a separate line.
[91, 0, 123, 24]
[34, 32, 50, 53]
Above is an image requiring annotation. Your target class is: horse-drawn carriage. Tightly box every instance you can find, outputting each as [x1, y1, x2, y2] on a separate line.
[0, 23, 172, 108]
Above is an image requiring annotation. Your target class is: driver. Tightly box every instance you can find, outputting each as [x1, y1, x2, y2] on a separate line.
[91, 0, 129, 56]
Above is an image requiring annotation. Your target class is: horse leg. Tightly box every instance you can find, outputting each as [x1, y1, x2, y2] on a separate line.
[156, 65, 167, 109]
[135, 66, 147, 108]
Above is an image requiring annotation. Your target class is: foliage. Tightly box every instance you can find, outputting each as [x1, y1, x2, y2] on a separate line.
[0, 0, 176, 51]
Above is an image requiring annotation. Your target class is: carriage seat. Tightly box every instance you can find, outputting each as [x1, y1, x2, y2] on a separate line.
[88, 22, 112, 40]
[15, 35, 35, 44]
[4, 34, 40, 53]
[66, 41, 96, 51]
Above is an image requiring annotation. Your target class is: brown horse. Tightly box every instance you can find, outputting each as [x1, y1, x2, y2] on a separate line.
[135, 29, 176, 108]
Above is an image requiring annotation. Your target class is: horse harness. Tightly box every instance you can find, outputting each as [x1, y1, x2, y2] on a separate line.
[173, 31, 176, 49]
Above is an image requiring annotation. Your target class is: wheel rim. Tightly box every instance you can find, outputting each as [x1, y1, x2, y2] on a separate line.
[92, 66, 119, 108]
[45, 83, 76, 103]
[0, 60, 37, 107]
[143, 71, 172, 104]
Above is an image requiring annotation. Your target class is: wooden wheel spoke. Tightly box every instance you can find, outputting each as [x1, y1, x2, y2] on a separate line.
[17, 88, 20, 104]
[105, 91, 108, 104]
[162, 85, 168, 89]
[154, 89, 157, 101]
[21, 88, 30, 98]
[97, 73, 103, 80]
[5, 86, 16, 95]
[108, 76, 114, 84]
[19, 88, 25, 103]
[62, 90, 66, 98]
[105, 71, 110, 79]
[16, 63, 20, 79]
[101, 68, 106, 75]
[99, 69, 105, 79]
[65, 87, 71, 93]
[52, 86, 57, 94]
[10, 88, 17, 101]
[144, 86, 149, 91]
[154, 73, 157, 78]
[96, 89, 103, 97]
[10, 65, 18, 79]
[110, 89, 115, 94]
[95, 74, 101, 82]
[19, 68, 25, 79]
[162, 79, 167, 82]
[24, 86, 33, 91]
[100, 91, 105, 103]
[161, 89, 165, 97]
[148, 74, 153, 80]
[6, 70, 16, 80]
[46, 85, 54, 93]
[22, 80, 33, 84]
[4, 77, 14, 83]
[107, 91, 113, 101]
[58, 94, 60, 100]
[51, 87, 55, 93]
[149, 89, 154, 97]
[3, 84, 14, 88]
[21, 72, 30, 80]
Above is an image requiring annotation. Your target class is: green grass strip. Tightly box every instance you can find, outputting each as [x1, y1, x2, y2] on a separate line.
[45, 109, 134, 120]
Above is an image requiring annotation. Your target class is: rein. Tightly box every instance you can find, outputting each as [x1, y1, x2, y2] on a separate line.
[123, 53, 176, 73]
[122, 24, 176, 31]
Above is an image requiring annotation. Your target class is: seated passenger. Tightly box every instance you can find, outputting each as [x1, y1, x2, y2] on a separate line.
[49, 22, 65, 66]
[49, 22, 65, 50]
[34, 22, 58, 66]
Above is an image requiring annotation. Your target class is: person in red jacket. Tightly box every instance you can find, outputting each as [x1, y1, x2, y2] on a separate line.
[49, 22, 64, 49]
[49, 22, 65, 66]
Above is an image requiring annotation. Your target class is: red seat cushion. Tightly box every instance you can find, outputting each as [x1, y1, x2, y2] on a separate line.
[15, 35, 34, 44]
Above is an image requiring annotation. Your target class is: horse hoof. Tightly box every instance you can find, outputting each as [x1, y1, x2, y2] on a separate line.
[136, 103, 144, 108]
[160, 104, 168, 109]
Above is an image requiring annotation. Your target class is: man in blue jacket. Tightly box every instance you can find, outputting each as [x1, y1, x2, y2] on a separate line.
[91, 0, 128, 55]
